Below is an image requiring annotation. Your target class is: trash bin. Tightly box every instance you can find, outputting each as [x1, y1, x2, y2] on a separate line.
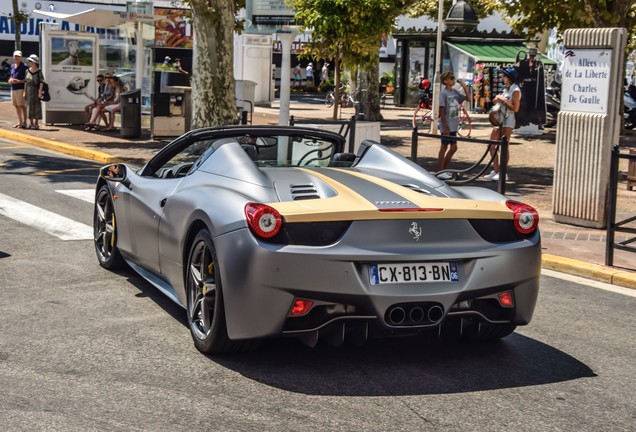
[120, 89, 141, 138]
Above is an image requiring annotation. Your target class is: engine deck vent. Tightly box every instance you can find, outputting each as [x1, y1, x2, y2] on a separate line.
[290, 183, 320, 200]
[401, 184, 432, 195]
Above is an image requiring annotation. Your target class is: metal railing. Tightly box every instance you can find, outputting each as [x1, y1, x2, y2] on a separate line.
[411, 127, 509, 194]
[605, 146, 636, 266]
[290, 115, 358, 153]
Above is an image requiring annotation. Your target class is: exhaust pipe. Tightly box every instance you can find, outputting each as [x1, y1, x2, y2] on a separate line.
[409, 307, 425, 323]
[388, 307, 406, 325]
[427, 305, 444, 323]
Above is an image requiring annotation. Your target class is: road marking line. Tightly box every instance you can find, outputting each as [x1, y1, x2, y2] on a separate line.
[0, 192, 93, 240]
[56, 189, 95, 203]
[31, 167, 96, 176]
[542, 269, 636, 297]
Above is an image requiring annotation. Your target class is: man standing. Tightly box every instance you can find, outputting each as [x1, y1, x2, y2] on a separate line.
[437, 70, 469, 179]
[8, 51, 27, 129]
[305, 62, 313, 87]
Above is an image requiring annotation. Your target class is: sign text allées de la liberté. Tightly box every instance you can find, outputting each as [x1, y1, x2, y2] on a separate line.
[561, 49, 612, 114]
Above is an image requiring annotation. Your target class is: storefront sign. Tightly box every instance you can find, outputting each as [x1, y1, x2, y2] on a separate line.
[561, 48, 612, 114]
[245, 0, 296, 33]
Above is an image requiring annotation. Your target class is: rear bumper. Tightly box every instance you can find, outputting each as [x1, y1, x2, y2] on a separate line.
[215, 225, 541, 340]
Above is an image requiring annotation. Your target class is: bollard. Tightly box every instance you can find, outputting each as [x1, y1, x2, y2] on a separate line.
[411, 127, 418, 162]
[498, 135, 508, 195]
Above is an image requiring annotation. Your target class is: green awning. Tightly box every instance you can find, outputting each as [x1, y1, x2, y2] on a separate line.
[448, 42, 557, 65]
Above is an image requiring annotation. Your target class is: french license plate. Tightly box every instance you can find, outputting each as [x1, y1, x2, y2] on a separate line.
[369, 262, 459, 285]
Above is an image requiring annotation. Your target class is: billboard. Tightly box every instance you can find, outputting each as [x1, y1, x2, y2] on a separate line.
[42, 30, 98, 120]
[154, 8, 192, 49]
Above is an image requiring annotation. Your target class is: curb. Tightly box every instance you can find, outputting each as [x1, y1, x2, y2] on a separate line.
[3, 124, 636, 290]
[0, 128, 121, 164]
[542, 254, 636, 289]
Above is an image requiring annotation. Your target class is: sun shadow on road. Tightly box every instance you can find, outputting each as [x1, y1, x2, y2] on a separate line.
[211, 333, 595, 396]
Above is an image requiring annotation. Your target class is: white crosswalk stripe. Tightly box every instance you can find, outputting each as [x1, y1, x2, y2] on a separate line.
[55, 189, 95, 203]
[0, 192, 93, 240]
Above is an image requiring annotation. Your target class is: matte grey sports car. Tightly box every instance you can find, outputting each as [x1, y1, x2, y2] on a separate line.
[94, 125, 540, 354]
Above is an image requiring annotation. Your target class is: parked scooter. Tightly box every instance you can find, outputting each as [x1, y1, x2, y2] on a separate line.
[0, 58, 11, 82]
[545, 80, 561, 128]
[624, 84, 636, 130]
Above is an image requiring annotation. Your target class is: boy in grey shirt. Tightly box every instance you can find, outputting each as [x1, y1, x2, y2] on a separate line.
[437, 70, 469, 179]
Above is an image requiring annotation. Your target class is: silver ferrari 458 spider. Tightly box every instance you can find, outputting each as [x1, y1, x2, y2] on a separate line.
[94, 125, 540, 354]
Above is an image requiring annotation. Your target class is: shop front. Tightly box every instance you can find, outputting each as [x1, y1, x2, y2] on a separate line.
[445, 41, 556, 116]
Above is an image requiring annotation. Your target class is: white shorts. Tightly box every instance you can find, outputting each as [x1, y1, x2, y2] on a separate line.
[105, 103, 121, 112]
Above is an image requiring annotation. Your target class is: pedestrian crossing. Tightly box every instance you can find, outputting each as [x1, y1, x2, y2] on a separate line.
[0, 189, 94, 240]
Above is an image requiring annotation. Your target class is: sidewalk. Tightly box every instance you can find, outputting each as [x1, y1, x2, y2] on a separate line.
[0, 98, 634, 289]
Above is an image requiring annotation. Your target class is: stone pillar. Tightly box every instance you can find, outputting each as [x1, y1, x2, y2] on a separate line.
[552, 28, 626, 228]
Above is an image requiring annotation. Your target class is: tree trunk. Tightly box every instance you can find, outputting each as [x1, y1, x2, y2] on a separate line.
[12, 0, 21, 50]
[362, 57, 382, 121]
[190, 0, 237, 129]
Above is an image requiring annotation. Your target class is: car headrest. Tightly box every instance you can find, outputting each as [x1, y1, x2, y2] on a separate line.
[241, 144, 258, 161]
[329, 152, 356, 167]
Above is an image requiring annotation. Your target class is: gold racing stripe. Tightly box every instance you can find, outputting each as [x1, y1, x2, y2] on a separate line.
[334, 169, 513, 220]
[269, 168, 513, 223]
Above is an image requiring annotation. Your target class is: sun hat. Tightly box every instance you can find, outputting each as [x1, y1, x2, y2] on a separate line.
[27, 54, 39, 64]
[502, 66, 517, 83]
[13, 50, 22, 57]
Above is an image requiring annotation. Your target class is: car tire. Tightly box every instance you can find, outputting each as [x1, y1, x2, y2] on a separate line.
[186, 229, 256, 354]
[94, 185, 125, 270]
[467, 322, 517, 341]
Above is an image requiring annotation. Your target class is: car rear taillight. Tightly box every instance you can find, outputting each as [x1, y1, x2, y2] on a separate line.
[289, 299, 314, 316]
[245, 203, 283, 239]
[506, 200, 539, 235]
[497, 290, 515, 307]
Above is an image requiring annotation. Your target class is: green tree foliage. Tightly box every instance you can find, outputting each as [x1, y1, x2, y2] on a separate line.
[290, 0, 412, 119]
[409, 0, 490, 20]
[410, 0, 636, 53]
[481, 0, 635, 38]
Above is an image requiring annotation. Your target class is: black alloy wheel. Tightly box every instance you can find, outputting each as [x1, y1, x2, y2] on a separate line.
[94, 185, 124, 269]
[186, 229, 251, 354]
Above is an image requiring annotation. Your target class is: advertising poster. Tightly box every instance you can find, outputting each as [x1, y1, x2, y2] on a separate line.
[154, 8, 192, 49]
[45, 32, 98, 111]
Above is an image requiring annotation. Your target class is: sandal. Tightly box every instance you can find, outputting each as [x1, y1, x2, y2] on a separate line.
[32, 125, 39, 130]
[83, 124, 95, 131]
[13, 124, 21, 128]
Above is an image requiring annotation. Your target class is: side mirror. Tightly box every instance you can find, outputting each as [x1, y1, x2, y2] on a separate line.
[100, 164, 128, 185]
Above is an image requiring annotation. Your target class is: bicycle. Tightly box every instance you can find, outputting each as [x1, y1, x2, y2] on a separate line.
[413, 102, 472, 137]
[325, 85, 349, 108]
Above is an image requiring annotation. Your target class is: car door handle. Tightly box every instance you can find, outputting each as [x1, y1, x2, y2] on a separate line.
[160, 198, 167, 207]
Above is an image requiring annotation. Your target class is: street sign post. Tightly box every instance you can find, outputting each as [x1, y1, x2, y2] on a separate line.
[245, 0, 297, 125]
[553, 28, 627, 228]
